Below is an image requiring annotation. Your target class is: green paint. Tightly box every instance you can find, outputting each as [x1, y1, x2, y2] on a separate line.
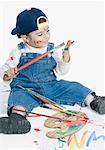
[67, 110, 80, 114]
[58, 138, 66, 143]
[56, 124, 83, 136]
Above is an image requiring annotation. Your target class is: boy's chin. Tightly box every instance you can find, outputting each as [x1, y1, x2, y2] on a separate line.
[38, 43, 48, 48]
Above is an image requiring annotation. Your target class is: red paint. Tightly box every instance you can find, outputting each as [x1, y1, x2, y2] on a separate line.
[10, 56, 14, 60]
[65, 40, 74, 48]
[34, 128, 41, 132]
[34, 140, 38, 143]
[67, 135, 71, 145]
[88, 120, 105, 128]
[62, 114, 88, 126]
[33, 140, 39, 145]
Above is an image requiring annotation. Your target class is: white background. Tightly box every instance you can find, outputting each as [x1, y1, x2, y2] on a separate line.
[0, 0, 104, 95]
[0, 2, 104, 150]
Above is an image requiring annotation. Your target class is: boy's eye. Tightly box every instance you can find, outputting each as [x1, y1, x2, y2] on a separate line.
[37, 29, 50, 36]
[47, 29, 50, 32]
[38, 33, 43, 36]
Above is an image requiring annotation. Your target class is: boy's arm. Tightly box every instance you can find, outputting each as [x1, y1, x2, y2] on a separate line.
[62, 40, 74, 63]
[52, 51, 70, 75]
[0, 48, 21, 81]
[52, 40, 73, 75]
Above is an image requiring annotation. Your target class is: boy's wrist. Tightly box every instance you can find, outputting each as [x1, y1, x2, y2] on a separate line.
[64, 48, 69, 51]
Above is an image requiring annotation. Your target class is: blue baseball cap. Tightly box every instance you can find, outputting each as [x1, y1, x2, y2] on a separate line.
[11, 8, 49, 35]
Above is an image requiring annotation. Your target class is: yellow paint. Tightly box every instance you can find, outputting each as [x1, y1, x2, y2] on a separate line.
[68, 131, 88, 150]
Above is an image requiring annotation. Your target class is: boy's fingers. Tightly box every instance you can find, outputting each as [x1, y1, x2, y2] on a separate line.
[11, 69, 15, 75]
[5, 71, 11, 77]
[10, 68, 17, 75]
[5, 74, 9, 78]
[14, 68, 17, 74]
[65, 40, 74, 49]
[3, 74, 11, 81]
[5, 69, 15, 77]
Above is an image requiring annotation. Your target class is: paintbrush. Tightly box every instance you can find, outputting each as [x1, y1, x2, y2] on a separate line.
[17, 42, 65, 72]
[17, 40, 74, 72]
[18, 85, 89, 121]
[13, 108, 86, 123]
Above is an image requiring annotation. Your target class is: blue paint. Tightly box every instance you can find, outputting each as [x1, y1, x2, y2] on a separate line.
[86, 131, 105, 147]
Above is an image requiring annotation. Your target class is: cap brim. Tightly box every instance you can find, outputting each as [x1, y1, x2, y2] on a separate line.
[11, 28, 18, 35]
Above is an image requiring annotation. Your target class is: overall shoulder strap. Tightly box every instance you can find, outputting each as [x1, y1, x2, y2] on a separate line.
[17, 42, 26, 50]
[47, 42, 54, 51]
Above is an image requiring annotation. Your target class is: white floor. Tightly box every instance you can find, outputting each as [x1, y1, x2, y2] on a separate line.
[0, 83, 105, 150]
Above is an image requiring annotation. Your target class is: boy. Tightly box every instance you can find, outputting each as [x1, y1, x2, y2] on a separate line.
[0, 8, 105, 134]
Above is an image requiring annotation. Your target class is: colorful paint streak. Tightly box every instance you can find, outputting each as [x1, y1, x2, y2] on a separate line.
[68, 131, 88, 150]
[34, 128, 41, 132]
[86, 131, 105, 147]
[67, 131, 105, 150]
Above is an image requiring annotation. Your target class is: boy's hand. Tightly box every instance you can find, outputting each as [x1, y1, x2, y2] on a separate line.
[62, 40, 74, 63]
[64, 40, 74, 51]
[3, 68, 17, 81]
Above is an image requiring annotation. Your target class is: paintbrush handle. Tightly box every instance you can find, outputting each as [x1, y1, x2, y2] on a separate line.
[17, 51, 49, 72]
[28, 89, 89, 120]
[18, 85, 89, 121]
[41, 105, 89, 120]
[13, 108, 62, 120]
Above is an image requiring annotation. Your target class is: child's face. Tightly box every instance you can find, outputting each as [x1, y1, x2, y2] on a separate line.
[26, 26, 50, 48]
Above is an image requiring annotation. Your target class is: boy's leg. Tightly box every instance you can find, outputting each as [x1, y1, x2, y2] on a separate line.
[0, 105, 31, 134]
[85, 93, 105, 114]
[46, 80, 105, 115]
[0, 87, 43, 134]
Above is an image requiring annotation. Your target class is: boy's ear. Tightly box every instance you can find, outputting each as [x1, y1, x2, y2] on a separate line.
[21, 35, 29, 43]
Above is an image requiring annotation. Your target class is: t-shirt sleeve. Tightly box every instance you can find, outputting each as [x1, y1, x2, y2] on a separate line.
[0, 48, 21, 79]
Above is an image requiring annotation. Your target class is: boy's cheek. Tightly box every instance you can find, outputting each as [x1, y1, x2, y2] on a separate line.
[36, 40, 42, 44]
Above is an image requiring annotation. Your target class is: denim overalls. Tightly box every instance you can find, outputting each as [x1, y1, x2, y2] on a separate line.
[8, 42, 92, 113]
